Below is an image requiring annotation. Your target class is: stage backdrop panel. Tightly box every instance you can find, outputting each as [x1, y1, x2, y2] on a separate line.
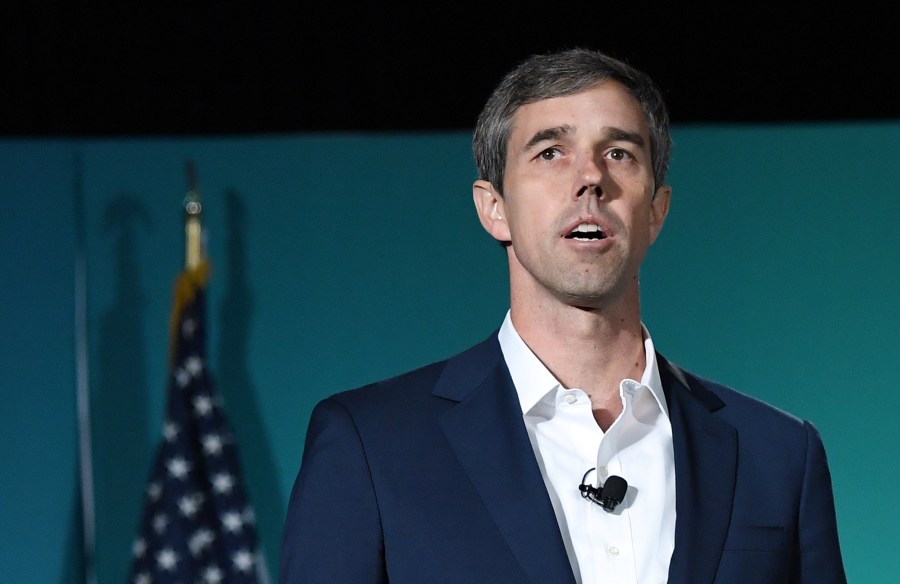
[1, 122, 897, 582]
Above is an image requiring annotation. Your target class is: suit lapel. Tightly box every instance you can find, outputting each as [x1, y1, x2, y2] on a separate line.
[432, 340, 738, 583]
[660, 355, 737, 584]
[434, 336, 576, 584]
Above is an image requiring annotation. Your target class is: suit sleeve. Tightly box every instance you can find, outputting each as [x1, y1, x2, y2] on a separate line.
[280, 397, 387, 583]
[793, 421, 846, 584]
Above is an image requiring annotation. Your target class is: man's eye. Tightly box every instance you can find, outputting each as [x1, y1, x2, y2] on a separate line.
[538, 148, 561, 160]
[607, 148, 632, 161]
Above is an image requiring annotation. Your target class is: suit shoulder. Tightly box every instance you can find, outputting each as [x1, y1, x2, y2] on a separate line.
[324, 357, 449, 411]
[677, 366, 809, 433]
[322, 333, 501, 411]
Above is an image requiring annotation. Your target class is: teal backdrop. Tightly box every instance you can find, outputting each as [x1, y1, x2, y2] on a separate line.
[1, 123, 898, 582]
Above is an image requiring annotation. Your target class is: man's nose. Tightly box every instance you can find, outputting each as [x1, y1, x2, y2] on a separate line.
[575, 153, 605, 199]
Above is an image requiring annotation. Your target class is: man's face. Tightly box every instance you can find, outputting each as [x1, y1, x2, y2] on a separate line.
[474, 81, 670, 310]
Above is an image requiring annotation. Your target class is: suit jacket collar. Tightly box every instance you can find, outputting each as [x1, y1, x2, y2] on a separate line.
[434, 334, 577, 584]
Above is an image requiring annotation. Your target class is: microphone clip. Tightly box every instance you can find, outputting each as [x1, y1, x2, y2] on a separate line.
[579, 467, 628, 512]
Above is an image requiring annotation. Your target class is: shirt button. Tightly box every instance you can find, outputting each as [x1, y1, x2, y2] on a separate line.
[598, 465, 607, 475]
[607, 546, 620, 556]
[563, 394, 577, 404]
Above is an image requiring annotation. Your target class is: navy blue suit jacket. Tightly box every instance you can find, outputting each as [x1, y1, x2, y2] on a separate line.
[281, 334, 846, 583]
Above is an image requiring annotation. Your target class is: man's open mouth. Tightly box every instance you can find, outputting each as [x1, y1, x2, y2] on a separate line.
[565, 223, 607, 241]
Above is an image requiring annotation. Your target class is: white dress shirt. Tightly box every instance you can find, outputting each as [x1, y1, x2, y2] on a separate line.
[498, 312, 676, 584]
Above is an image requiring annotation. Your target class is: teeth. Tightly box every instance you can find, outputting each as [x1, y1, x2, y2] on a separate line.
[566, 223, 606, 239]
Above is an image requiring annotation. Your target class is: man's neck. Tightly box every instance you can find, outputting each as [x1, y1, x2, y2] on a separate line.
[510, 297, 646, 427]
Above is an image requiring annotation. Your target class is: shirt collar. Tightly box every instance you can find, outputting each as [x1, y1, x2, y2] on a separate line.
[498, 310, 669, 419]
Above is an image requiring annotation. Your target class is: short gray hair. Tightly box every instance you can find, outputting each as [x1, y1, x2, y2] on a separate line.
[473, 48, 671, 192]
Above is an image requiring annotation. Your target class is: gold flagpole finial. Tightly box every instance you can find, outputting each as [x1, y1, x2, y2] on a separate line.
[184, 160, 203, 270]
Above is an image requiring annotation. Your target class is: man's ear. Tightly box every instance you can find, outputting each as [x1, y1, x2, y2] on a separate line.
[649, 184, 671, 244]
[473, 179, 511, 243]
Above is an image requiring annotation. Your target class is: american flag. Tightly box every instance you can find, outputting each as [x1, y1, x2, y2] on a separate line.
[129, 263, 263, 583]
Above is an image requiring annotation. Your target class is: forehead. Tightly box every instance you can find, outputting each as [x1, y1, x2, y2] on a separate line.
[508, 81, 649, 148]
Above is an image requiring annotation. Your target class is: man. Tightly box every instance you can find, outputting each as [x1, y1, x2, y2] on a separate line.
[280, 49, 846, 583]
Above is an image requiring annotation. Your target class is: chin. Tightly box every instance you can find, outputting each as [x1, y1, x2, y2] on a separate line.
[556, 290, 615, 309]
[554, 276, 635, 309]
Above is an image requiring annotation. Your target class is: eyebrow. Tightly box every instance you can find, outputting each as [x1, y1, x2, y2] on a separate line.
[604, 127, 646, 148]
[522, 125, 573, 152]
[522, 124, 646, 152]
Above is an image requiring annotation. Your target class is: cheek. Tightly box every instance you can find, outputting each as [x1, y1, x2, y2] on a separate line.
[505, 206, 555, 251]
[619, 202, 655, 242]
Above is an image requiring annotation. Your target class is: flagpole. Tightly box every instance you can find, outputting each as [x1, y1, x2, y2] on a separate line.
[181, 162, 272, 583]
[73, 151, 98, 584]
[183, 163, 272, 583]
[184, 160, 203, 270]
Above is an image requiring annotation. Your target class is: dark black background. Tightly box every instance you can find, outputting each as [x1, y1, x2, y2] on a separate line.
[3, 2, 898, 136]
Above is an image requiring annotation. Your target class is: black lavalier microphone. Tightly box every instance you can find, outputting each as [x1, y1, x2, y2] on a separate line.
[579, 468, 628, 512]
